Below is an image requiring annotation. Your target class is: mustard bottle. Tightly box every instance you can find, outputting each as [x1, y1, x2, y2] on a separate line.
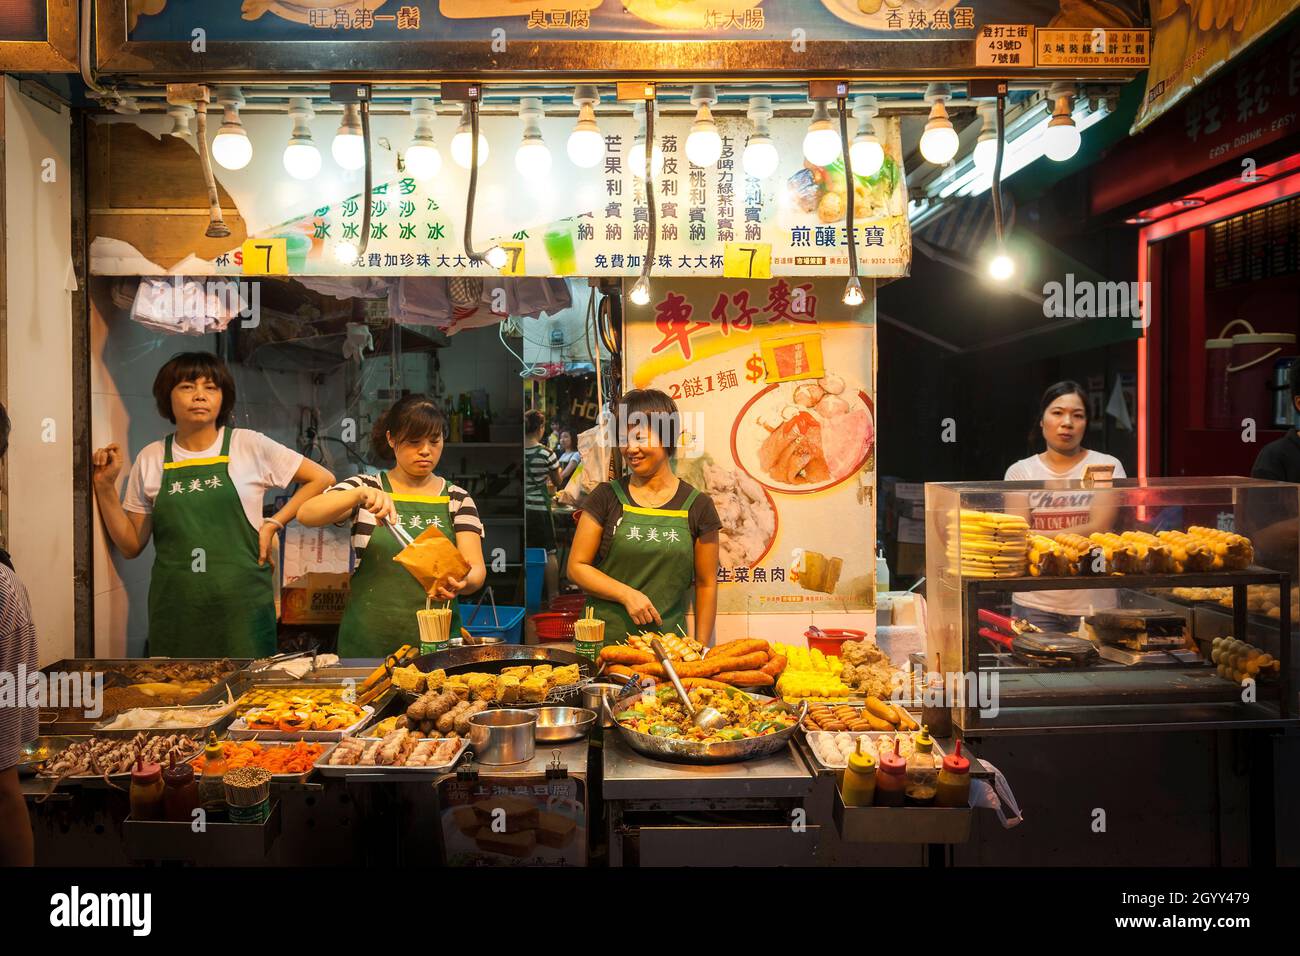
[841, 739, 877, 807]
[935, 740, 972, 808]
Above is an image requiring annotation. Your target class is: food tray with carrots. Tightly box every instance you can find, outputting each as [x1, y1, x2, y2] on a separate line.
[597, 637, 789, 691]
[190, 739, 327, 782]
[226, 699, 374, 742]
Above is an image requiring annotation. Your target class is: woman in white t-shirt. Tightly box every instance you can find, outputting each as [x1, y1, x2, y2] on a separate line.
[92, 352, 334, 658]
[1003, 381, 1126, 631]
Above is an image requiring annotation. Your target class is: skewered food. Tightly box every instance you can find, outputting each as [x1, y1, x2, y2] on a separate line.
[615, 686, 797, 743]
[325, 731, 462, 768]
[1087, 533, 1145, 573]
[1211, 637, 1281, 683]
[40, 733, 201, 782]
[1028, 534, 1074, 577]
[625, 632, 704, 661]
[803, 699, 918, 733]
[1118, 531, 1176, 573]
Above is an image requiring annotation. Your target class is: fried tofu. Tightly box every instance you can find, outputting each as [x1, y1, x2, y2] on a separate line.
[518, 677, 547, 703]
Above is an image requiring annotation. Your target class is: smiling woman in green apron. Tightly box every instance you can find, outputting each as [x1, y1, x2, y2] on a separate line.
[298, 395, 487, 658]
[92, 352, 335, 658]
[567, 389, 721, 648]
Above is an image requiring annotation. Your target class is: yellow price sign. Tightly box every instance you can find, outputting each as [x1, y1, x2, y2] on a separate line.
[723, 242, 772, 279]
[240, 238, 288, 275]
[498, 242, 526, 276]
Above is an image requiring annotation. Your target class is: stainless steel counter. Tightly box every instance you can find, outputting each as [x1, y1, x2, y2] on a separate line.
[602, 732, 815, 801]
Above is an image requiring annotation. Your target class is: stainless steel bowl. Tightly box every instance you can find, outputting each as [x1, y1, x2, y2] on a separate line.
[468, 708, 537, 765]
[612, 689, 807, 765]
[533, 706, 596, 743]
[578, 682, 623, 728]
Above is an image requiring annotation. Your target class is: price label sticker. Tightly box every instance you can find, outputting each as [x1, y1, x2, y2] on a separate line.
[723, 242, 772, 280]
[240, 238, 288, 275]
[498, 242, 526, 276]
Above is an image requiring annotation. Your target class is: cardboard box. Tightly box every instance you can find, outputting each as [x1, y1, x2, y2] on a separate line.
[281, 572, 351, 625]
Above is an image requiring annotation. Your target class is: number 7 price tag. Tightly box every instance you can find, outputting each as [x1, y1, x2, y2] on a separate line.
[723, 242, 772, 280]
[240, 238, 288, 275]
[497, 242, 526, 276]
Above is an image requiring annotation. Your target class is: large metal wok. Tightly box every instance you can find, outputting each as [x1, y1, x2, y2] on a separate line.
[612, 685, 807, 765]
[409, 645, 594, 706]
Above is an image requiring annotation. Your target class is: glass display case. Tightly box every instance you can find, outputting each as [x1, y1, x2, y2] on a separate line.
[924, 477, 1299, 735]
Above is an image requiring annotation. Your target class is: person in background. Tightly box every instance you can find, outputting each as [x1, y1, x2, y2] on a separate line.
[1252, 362, 1300, 482]
[568, 389, 721, 646]
[92, 352, 334, 658]
[299, 395, 486, 656]
[525, 411, 563, 603]
[557, 429, 583, 489]
[1003, 380, 1126, 632]
[0, 404, 37, 865]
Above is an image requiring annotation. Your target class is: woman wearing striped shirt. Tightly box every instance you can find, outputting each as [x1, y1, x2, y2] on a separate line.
[298, 396, 486, 657]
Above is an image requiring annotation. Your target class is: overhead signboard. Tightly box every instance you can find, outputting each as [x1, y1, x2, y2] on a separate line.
[0, 0, 78, 72]
[94, 0, 1147, 78]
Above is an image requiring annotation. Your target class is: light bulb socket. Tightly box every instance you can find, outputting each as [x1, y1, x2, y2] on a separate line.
[337, 103, 362, 137]
[843, 275, 864, 305]
[287, 97, 315, 143]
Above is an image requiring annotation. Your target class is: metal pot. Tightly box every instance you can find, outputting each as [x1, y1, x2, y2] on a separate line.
[579, 682, 622, 728]
[468, 708, 537, 765]
[534, 706, 596, 743]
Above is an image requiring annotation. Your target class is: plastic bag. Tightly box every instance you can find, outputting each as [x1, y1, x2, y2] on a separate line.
[970, 760, 1023, 829]
[578, 420, 611, 496]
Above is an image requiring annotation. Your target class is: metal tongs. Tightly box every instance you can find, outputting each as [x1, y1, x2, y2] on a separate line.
[650, 637, 727, 733]
[385, 514, 416, 549]
[249, 645, 319, 674]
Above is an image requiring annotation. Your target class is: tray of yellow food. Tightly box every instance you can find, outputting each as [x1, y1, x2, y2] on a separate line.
[232, 684, 355, 715]
[226, 698, 373, 741]
[392, 662, 587, 707]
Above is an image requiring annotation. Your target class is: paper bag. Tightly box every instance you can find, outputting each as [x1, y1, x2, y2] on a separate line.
[392, 527, 470, 596]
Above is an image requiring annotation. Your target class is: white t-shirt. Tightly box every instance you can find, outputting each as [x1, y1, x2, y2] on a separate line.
[123, 427, 304, 531]
[1003, 450, 1126, 616]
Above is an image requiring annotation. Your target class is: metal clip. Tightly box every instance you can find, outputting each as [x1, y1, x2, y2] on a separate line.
[545, 749, 568, 780]
[456, 751, 479, 782]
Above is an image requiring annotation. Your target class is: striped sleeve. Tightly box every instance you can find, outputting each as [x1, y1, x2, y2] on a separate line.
[447, 483, 485, 537]
[326, 474, 381, 555]
[0, 566, 38, 769]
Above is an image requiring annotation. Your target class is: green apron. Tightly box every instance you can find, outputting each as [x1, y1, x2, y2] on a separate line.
[337, 472, 464, 657]
[584, 480, 700, 647]
[147, 427, 277, 658]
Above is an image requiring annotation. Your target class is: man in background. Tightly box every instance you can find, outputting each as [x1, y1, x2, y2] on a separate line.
[1252, 361, 1300, 482]
[0, 403, 37, 865]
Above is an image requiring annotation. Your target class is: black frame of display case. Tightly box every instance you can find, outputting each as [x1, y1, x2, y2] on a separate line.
[958, 567, 1293, 735]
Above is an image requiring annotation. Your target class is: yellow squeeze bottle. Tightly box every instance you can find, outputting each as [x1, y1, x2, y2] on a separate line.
[841, 739, 878, 807]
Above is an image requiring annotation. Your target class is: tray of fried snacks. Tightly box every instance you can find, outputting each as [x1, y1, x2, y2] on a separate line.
[394, 663, 586, 706]
[1086, 533, 1146, 573]
[314, 731, 468, 777]
[806, 730, 943, 771]
[393, 687, 494, 735]
[1027, 534, 1073, 577]
[1184, 526, 1254, 570]
[1155, 531, 1219, 572]
[226, 699, 373, 741]
[190, 739, 326, 782]
[802, 697, 918, 733]
[1117, 531, 1177, 573]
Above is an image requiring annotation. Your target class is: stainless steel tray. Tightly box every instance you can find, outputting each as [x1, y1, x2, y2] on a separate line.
[194, 740, 330, 784]
[226, 706, 374, 742]
[90, 703, 239, 738]
[34, 734, 204, 787]
[612, 688, 807, 765]
[313, 736, 469, 778]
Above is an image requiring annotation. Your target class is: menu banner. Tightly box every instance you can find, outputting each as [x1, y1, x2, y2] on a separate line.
[624, 278, 876, 614]
[91, 112, 911, 278]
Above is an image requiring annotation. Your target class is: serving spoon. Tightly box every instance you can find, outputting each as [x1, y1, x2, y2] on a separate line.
[650, 637, 727, 733]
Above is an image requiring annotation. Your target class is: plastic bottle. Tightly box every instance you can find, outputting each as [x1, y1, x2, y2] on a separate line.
[935, 740, 973, 808]
[129, 757, 164, 821]
[876, 545, 890, 594]
[875, 738, 907, 807]
[840, 738, 877, 807]
[905, 725, 938, 806]
[197, 730, 228, 815]
[162, 751, 200, 823]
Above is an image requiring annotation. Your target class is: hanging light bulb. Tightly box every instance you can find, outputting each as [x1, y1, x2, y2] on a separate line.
[404, 97, 442, 180]
[1043, 84, 1081, 162]
[802, 100, 842, 167]
[971, 101, 999, 175]
[842, 275, 864, 307]
[484, 244, 509, 269]
[742, 95, 779, 180]
[629, 276, 651, 306]
[211, 87, 252, 171]
[567, 85, 603, 169]
[988, 250, 1015, 281]
[331, 103, 365, 170]
[685, 84, 722, 168]
[450, 103, 489, 168]
[166, 103, 195, 140]
[281, 97, 321, 180]
[334, 240, 360, 265]
[849, 94, 884, 178]
[514, 97, 552, 182]
[919, 84, 959, 166]
[628, 101, 664, 180]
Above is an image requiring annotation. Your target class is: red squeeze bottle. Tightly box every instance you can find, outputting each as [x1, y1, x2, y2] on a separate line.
[875, 738, 908, 807]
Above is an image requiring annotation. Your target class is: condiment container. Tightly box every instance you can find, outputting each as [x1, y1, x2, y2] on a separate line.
[468, 708, 538, 765]
[875, 739, 907, 807]
[162, 752, 200, 823]
[840, 739, 877, 807]
[935, 740, 972, 808]
[129, 757, 164, 821]
[197, 730, 228, 814]
[905, 725, 938, 807]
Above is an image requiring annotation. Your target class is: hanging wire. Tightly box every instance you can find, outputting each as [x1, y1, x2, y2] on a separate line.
[498, 319, 546, 378]
[464, 98, 489, 264]
[356, 101, 374, 261]
[992, 91, 1006, 245]
[837, 95, 859, 285]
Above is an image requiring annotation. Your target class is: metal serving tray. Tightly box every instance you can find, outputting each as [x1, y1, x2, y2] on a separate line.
[832, 783, 973, 844]
[804, 729, 946, 772]
[33, 734, 204, 787]
[195, 740, 329, 784]
[90, 703, 239, 738]
[313, 737, 469, 778]
[226, 706, 374, 742]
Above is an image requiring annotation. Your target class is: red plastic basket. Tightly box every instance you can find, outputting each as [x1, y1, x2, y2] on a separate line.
[532, 611, 580, 642]
[804, 626, 867, 657]
[548, 593, 587, 614]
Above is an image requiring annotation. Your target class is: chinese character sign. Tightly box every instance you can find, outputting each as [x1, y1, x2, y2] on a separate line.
[625, 279, 877, 614]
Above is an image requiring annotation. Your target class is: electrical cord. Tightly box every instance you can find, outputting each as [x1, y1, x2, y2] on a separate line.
[498, 320, 546, 378]
[638, 100, 658, 290]
[464, 99, 489, 264]
[992, 92, 1006, 245]
[356, 101, 373, 261]
[838, 95, 859, 284]
[194, 95, 230, 239]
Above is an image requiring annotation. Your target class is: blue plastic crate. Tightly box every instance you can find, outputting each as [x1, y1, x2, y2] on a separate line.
[463, 603, 527, 645]
[524, 547, 547, 613]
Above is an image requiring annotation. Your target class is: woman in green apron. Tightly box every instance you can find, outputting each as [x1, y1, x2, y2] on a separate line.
[298, 395, 486, 658]
[92, 352, 335, 658]
[567, 389, 721, 647]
